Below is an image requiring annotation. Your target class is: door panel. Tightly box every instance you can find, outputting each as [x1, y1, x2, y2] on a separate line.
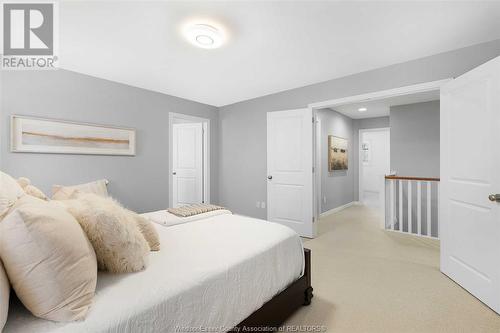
[267, 108, 315, 237]
[172, 123, 203, 207]
[441, 56, 500, 313]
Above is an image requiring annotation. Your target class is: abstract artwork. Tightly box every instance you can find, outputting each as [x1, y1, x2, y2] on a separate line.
[328, 135, 348, 171]
[11, 115, 136, 155]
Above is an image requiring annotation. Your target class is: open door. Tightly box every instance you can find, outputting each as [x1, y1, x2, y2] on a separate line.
[440, 56, 500, 313]
[267, 108, 315, 238]
[172, 123, 203, 207]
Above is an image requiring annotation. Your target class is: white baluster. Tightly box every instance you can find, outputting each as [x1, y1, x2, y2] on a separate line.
[408, 181, 412, 234]
[417, 181, 422, 235]
[399, 180, 403, 232]
[427, 181, 432, 237]
[436, 182, 439, 238]
[390, 180, 395, 230]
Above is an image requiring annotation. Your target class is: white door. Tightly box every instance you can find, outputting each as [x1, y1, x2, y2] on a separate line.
[172, 123, 203, 207]
[440, 56, 500, 313]
[360, 129, 390, 208]
[267, 108, 315, 238]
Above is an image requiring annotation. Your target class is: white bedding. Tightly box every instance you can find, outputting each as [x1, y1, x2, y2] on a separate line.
[141, 209, 232, 227]
[4, 214, 304, 333]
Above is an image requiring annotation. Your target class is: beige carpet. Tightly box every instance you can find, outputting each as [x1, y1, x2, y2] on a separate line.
[285, 204, 500, 333]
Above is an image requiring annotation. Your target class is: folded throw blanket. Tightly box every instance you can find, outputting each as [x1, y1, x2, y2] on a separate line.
[167, 203, 226, 217]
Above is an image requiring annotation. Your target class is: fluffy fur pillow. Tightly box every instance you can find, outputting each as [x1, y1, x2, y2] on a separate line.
[61, 193, 150, 273]
[0, 260, 9, 332]
[0, 171, 25, 219]
[0, 199, 97, 322]
[52, 179, 108, 200]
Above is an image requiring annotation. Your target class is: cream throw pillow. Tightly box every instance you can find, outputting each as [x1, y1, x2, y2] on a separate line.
[0, 200, 97, 322]
[133, 212, 160, 251]
[0, 260, 9, 332]
[16, 177, 48, 201]
[52, 179, 108, 200]
[0, 171, 25, 218]
[62, 193, 150, 273]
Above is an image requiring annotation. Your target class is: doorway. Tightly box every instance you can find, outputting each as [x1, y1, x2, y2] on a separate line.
[359, 128, 390, 210]
[308, 55, 500, 315]
[168, 112, 210, 208]
[310, 79, 448, 228]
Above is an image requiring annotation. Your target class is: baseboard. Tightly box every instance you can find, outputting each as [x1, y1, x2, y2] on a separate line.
[320, 201, 359, 218]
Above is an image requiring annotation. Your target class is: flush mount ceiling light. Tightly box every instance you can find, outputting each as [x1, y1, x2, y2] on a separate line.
[358, 107, 368, 112]
[184, 24, 224, 49]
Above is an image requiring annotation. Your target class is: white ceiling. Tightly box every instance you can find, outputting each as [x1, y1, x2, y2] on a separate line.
[332, 90, 440, 119]
[58, 1, 500, 106]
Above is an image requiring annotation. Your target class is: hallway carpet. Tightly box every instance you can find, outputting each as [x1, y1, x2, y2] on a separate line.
[285, 204, 500, 333]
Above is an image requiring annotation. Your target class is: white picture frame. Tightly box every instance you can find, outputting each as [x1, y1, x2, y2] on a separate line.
[11, 115, 136, 156]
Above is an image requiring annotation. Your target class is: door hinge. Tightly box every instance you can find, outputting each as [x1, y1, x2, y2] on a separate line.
[312, 166, 315, 173]
[312, 117, 315, 123]
[312, 216, 315, 223]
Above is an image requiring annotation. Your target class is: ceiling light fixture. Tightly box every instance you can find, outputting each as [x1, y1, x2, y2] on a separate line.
[184, 24, 224, 49]
[358, 107, 368, 112]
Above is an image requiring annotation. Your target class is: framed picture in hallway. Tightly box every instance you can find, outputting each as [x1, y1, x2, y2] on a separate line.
[328, 135, 348, 171]
[10, 115, 136, 156]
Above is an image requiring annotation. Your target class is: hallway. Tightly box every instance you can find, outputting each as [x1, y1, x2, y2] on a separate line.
[285, 205, 500, 332]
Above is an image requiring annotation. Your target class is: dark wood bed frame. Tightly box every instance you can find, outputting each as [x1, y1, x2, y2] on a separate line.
[234, 248, 313, 332]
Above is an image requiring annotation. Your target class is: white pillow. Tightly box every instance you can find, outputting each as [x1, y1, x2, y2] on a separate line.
[0, 200, 97, 322]
[0, 171, 25, 218]
[0, 260, 9, 332]
[52, 179, 108, 200]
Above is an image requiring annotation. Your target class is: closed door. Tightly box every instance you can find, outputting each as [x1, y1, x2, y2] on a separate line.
[267, 108, 315, 238]
[360, 129, 390, 208]
[440, 55, 500, 313]
[172, 123, 203, 207]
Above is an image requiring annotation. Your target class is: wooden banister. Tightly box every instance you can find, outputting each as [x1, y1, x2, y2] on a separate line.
[385, 175, 440, 182]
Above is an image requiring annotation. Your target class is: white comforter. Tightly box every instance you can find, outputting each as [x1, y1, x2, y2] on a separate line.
[4, 214, 304, 333]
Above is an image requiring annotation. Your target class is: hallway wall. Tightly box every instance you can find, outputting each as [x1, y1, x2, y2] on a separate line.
[390, 100, 440, 178]
[317, 109, 354, 213]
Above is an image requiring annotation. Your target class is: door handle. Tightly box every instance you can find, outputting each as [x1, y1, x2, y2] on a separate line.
[267, 175, 273, 180]
[172, 172, 177, 175]
[489, 194, 500, 202]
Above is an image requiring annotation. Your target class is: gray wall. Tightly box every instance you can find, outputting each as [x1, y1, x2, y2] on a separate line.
[317, 109, 354, 213]
[0, 70, 219, 213]
[390, 101, 440, 178]
[219, 39, 500, 219]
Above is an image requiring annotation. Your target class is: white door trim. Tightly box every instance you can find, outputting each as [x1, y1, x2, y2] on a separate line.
[308, 79, 451, 110]
[314, 113, 321, 222]
[168, 112, 210, 207]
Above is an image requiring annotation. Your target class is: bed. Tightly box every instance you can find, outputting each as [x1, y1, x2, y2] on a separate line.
[4, 212, 312, 333]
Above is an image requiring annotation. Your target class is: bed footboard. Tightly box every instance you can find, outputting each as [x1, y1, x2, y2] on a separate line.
[234, 248, 313, 332]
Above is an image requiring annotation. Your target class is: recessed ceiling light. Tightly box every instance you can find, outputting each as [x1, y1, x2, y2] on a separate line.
[358, 107, 368, 112]
[184, 24, 224, 49]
